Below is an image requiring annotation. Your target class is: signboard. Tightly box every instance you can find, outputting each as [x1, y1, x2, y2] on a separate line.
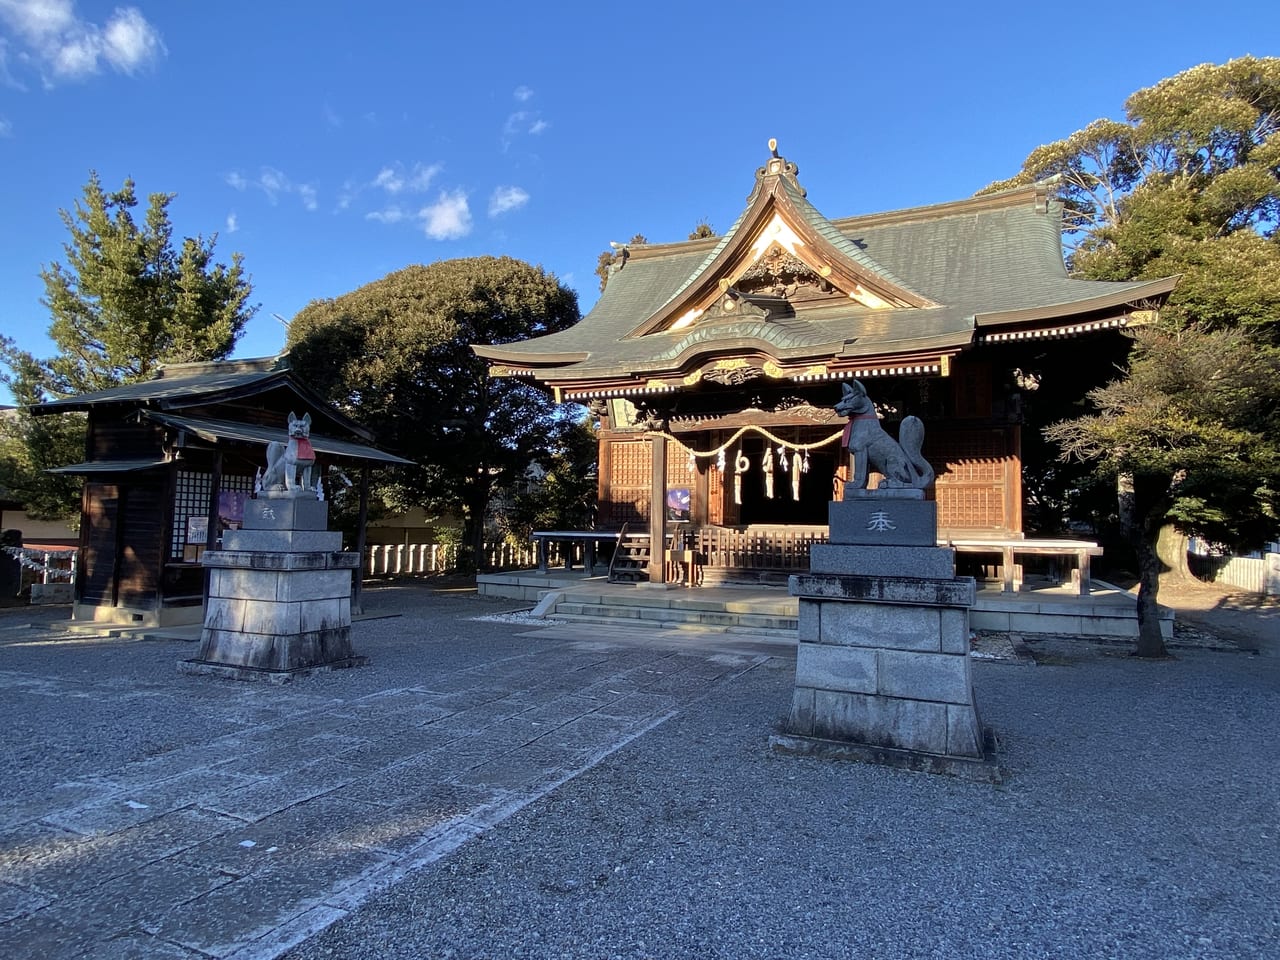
[666, 487, 691, 522]
[186, 516, 209, 544]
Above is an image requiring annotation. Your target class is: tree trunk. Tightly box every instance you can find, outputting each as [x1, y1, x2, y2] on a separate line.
[1118, 472, 1170, 658]
[1155, 523, 1195, 583]
[459, 484, 489, 573]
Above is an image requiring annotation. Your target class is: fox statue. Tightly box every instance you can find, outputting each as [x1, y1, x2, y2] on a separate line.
[260, 412, 316, 496]
[834, 380, 933, 496]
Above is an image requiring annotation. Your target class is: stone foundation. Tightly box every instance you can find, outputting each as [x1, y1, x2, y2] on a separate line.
[773, 499, 1001, 780]
[181, 494, 366, 681]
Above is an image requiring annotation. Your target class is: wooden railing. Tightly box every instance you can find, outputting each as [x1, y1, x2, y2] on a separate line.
[688, 526, 829, 571]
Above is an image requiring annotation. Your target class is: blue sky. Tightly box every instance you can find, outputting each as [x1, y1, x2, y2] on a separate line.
[1, 1, 1276, 405]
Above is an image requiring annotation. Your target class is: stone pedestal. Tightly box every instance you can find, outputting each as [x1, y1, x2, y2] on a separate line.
[180, 494, 367, 682]
[771, 497, 1000, 781]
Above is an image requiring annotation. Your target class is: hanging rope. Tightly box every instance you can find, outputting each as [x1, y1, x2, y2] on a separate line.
[663, 425, 845, 458]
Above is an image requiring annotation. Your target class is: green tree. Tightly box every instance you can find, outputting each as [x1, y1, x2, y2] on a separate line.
[987, 57, 1280, 655]
[493, 412, 598, 546]
[0, 341, 85, 522]
[0, 172, 256, 521]
[34, 172, 256, 395]
[983, 56, 1280, 339]
[286, 256, 580, 569]
[1046, 327, 1280, 656]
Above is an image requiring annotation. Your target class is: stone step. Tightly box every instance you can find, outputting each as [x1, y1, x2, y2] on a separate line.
[551, 602, 798, 634]
[550, 611, 798, 640]
[552, 599, 793, 627]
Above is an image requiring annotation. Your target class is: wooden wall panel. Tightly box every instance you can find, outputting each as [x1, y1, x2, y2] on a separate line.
[599, 437, 651, 527]
[929, 426, 1018, 534]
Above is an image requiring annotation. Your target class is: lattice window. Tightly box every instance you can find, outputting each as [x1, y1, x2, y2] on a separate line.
[170, 472, 256, 560]
[606, 439, 652, 525]
[171, 470, 212, 560]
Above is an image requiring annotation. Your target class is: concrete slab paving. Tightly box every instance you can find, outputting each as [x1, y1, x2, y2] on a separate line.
[0, 586, 761, 959]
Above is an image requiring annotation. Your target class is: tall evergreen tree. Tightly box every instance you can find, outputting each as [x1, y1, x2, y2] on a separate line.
[986, 57, 1280, 655]
[0, 172, 256, 521]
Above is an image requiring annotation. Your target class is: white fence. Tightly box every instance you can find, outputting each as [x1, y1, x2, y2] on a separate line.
[363, 539, 580, 577]
[1189, 552, 1280, 596]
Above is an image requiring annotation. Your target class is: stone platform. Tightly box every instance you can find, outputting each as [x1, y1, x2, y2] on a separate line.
[181, 494, 366, 681]
[773, 497, 1001, 778]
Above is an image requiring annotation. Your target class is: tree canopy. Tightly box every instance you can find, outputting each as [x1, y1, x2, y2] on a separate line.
[983, 56, 1280, 341]
[286, 256, 580, 565]
[1, 172, 256, 521]
[985, 57, 1280, 655]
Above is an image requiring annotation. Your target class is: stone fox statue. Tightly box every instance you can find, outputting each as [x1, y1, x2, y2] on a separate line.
[261, 412, 316, 495]
[834, 380, 934, 494]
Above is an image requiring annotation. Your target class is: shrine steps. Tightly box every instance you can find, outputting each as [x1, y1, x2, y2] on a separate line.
[551, 599, 798, 637]
[475, 571, 1172, 641]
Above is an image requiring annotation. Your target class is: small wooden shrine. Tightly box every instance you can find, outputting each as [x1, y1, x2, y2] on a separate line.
[30, 356, 411, 626]
[476, 143, 1176, 582]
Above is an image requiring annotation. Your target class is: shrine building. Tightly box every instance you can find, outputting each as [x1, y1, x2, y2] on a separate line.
[30, 356, 411, 626]
[475, 144, 1176, 584]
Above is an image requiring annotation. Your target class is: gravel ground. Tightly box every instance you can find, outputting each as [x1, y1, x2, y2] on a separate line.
[281, 590, 1279, 960]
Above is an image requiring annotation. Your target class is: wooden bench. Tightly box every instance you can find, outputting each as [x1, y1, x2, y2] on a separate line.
[530, 530, 623, 574]
[944, 538, 1103, 596]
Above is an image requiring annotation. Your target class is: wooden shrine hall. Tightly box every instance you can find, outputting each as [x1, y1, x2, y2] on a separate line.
[30, 356, 412, 626]
[475, 143, 1176, 586]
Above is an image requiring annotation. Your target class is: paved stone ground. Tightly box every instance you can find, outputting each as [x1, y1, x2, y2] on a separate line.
[1, 581, 1277, 959]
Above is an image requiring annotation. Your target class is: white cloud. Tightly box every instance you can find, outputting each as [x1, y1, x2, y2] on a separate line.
[225, 212, 238, 234]
[366, 206, 406, 224]
[0, 1, 165, 83]
[513, 84, 533, 102]
[502, 109, 549, 149]
[225, 167, 317, 211]
[0, 116, 11, 137]
[100, 7, 162, 73]
[323, 102, 342, 129]
[488, 185, 528, 217]
[419, 190, 471, 241]
[371, 161, 442, 195]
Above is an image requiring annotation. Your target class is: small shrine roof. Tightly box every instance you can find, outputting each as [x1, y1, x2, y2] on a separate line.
[27, 354, 377, 444]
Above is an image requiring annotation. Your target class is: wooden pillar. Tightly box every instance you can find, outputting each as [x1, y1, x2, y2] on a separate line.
[352, 463, 370, 615]
[205, 449, 223, 553]
[647, 433, 667, 584]
[693, 435, 710, 527]
[201, 448, 224, 610]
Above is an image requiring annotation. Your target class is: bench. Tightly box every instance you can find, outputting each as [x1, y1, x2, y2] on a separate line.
[530, 530, 624, 574]
[945, 538, 1103, 596]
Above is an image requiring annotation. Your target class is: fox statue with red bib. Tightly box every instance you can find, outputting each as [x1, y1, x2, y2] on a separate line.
[260, 412, 316, 496]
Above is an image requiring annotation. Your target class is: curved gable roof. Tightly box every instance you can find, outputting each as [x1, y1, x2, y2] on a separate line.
[475, 150, 1175, 385]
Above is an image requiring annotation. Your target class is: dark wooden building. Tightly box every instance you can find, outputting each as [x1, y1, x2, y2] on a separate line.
[476, 145, 1176, 582]
[31, 356, 411, 626]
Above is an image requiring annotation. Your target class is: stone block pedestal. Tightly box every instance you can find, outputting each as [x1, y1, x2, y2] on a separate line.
[771, 499, 1001, 781]
[180, 494, 367, 682]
